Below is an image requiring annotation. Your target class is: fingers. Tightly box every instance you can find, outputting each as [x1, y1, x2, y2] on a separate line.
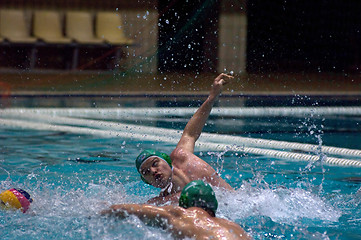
[215, 73, 234, 85]
[221, 73, 234, 79]
[215, 73, 228, 80]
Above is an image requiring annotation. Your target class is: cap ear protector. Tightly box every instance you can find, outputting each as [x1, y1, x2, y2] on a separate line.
[135, 149, 172, 185]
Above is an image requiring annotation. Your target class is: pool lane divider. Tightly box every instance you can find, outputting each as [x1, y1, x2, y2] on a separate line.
[1, 116, 361, 168]
[2, 106, 361, 118]
[196, 142, 361, 167]
[1, 110, 361, 159]
[0, 118, 360, 167]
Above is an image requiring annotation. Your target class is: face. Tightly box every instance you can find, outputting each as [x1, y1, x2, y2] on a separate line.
[139, 156, 172, 188]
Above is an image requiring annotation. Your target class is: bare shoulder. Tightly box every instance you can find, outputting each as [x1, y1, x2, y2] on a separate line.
[163, 205, 185, 213]
[162, 205, 188, 218]
[216, 217, 242, 228]
[170, 147, 190, 164]
[171, 147, 207, 164]
[216, 218, 252, 240]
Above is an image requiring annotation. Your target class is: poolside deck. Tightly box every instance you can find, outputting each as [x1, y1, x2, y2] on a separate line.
[1, 71, 361, 96]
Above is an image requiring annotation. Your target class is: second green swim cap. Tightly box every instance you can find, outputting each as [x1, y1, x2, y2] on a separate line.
[179, 180, 218, 215]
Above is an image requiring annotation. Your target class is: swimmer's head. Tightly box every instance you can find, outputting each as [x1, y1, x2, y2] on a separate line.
[135, 149, 172, 184]
[0, 188, 33, 213]
[179, 180, 218, 217]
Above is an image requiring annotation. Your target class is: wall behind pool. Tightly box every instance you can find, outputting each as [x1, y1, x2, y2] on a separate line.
[2, 93, 361, 108]
[0, 0, 247, 74]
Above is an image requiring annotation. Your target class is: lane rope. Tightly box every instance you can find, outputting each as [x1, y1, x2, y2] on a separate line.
[1, 115, 361, 167]
[2, 106, 361, 118]
[2, 111, 361, 158]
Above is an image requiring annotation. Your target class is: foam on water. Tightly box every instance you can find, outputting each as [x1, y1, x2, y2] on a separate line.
[216, 185, 341, 223]
[1, 169, 343, 240]
[0, 177, 171, 239]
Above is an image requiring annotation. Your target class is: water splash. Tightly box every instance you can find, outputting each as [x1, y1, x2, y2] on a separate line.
[216, 185, 341, 225]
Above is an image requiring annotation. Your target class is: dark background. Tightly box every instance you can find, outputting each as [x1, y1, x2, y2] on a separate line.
[246, 0, 361, 73]
[1, 0, 360, 74]
[158, 0, 220, 72]
[158, 0, 361, 73]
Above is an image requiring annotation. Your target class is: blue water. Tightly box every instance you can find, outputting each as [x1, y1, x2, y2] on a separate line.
[1, 106, 361, 239]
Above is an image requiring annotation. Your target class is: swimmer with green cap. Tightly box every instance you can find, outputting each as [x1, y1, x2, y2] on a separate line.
[179, 179, 218, 217]
[135, 73, 234, 205]
[102, 180, 252, 239]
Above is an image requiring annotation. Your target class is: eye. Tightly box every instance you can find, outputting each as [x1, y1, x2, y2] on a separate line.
[141, 168, 150, 176]
[152, 160, 158, 167]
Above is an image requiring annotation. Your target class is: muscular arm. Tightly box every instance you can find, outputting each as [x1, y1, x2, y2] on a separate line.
[101, 204, 175, 228]
[176, 73, 233, 153]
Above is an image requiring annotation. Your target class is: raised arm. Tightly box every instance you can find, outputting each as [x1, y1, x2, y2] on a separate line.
[176, 73, 234, 153]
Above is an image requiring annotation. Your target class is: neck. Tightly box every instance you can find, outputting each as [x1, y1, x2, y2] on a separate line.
[161, 167, 176, 195]
[169, 168, 190, 193]
[160, 168, 188, 195]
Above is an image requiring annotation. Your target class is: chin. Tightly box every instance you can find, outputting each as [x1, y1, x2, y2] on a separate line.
[156, 180, 171, 189]
[155, 182, 167, 189]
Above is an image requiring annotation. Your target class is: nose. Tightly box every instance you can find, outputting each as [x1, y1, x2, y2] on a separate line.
[150, 166, 158, 175]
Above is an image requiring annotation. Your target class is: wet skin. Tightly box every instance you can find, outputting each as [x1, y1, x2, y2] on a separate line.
[139, 149, 233, 205]
[102, 204, 252, 240]
[140, 156, 173, 189]
[139, 74, 235, 204]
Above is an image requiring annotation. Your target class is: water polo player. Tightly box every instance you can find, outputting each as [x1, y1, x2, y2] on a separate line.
[135, 73, 234, 204]
[102, 180, 251, 239]
[0, 188, 33, 213]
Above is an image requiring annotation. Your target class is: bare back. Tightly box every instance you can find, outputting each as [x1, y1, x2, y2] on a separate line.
[165, 206, 251, 240]
[103, 204, 252, 240]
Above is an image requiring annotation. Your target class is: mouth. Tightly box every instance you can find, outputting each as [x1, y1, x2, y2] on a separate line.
[154, 173, 162, 182]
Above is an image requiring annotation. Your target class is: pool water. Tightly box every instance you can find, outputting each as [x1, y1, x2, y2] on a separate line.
[1, 105, 361, 239]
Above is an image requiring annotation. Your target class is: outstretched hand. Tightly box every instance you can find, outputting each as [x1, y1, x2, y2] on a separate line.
[210, 73, 234, 98]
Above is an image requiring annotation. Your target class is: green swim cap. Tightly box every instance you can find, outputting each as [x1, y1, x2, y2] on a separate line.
[135, 149, 172, 183]
[179, 180, 218, 215]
